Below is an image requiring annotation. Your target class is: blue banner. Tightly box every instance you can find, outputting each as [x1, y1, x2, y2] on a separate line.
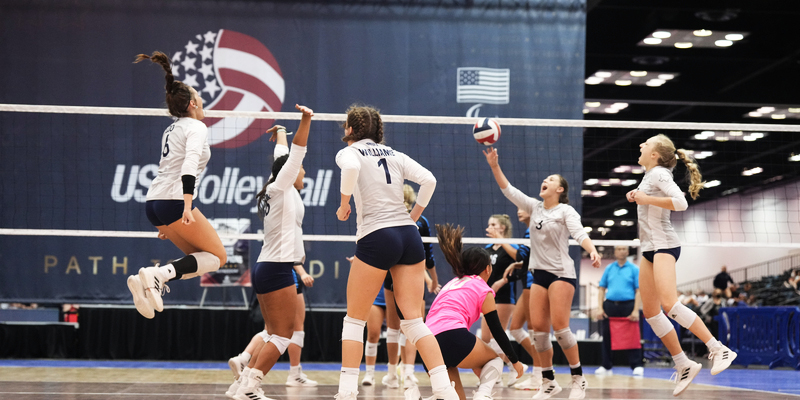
[0, 0, 586, 307]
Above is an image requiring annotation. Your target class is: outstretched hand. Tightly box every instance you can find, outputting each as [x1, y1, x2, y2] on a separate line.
[266, 125, 287, 142]
[483, 147, 499, 168]
[295, 104, 314, 116]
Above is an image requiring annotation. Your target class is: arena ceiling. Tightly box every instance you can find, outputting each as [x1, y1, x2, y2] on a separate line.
[582, 0, 800, 240]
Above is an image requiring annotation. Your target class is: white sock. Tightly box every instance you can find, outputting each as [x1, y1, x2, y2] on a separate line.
[158, 264, 176, 280]
[241, 351, 252, 363]
[404, 363, 415, 376]
[672, 351, 692, 368]
[248, 368, 264, 388]
[338, 367, 360, 393]
[366, 365, 375, 374]
[290, 365, 301, 376]
[429, 365, 451, 394]
[388, 363, 398, 377]
[705, 338, 722, 351]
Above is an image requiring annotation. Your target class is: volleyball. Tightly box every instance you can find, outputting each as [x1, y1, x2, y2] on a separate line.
[473, 118, 501, 146]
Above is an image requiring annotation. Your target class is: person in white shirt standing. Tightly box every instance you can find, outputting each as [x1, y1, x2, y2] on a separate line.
[127, 51, 227, 319]
[483, 147, 601, 400]
[334, 105, 458, 400]
[226, 105, 314, 400]
[627, 134, 736, 396]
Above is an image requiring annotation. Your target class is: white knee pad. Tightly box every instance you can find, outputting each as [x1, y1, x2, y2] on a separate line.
[258, 330, 270, 341]
[267, 335, 292, 355]
[399, 332, 407, 347]
[342, 315, 367, 343]
[532, 331, 552, 352]
[386, 328, 400, 344]
[511, 328, 530, 344]
[668, 301, 697, 329]
[646, 312, 674, 338]
[400, 318, 432, 344]
[180, 252, 221, 279]
[488, 338, 502, 355]
[479, 357, 503, 386]
[365, 341, 379, 357]
[554, 327, 577, 350]
[291, 331, 305, 348]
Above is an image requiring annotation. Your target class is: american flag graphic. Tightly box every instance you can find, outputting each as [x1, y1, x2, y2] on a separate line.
[172, 30, 284, 148]
[456, 67, 510, 104]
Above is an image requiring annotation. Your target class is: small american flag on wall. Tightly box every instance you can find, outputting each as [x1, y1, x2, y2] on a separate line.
[456, 67, 510, 104]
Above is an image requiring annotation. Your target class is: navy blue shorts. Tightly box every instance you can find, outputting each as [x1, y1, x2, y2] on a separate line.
[252, 261, 295, 294]
[433, 328, 477, 369]
[145, 200, 196, 226]
[526, 271, 534, 290]
[355, 226, 425, 271]
[292, 268, 305, 295]
[532, 269, 577, 290]
[643, 247, 681, 263]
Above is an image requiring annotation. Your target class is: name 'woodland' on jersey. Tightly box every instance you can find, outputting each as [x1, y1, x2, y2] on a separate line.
[110, 164, 334, 209]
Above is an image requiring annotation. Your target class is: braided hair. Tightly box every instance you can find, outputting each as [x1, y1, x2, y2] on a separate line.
[134, 51, 194, 118]
[341, 104, 384, 144]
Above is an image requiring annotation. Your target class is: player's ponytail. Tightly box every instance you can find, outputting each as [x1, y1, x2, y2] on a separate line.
[342, 105, 384, 144]
[556, 175, 570, 204]
[436, 224, 490, 278]
[255, 154, 290, 218]
[676, 149, 705, 200]
[134, 51, 193, 118]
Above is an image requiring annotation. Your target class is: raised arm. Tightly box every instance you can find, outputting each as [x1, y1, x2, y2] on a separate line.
[483, 147, 510, 189]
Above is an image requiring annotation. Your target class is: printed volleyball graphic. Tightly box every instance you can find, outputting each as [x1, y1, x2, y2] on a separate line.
[171, 30, 284, 148]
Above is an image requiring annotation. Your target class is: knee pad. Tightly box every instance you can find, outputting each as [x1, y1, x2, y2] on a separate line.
[554, 327, 577, 350]
[479, 357, 503, 386]
[488, 338, 502, 355]
[386, 328, 400, 344]
[511, 328, 530, 344]
[365, 341, 379, 357]
[291, 331, 305, 348]
[668, 301, 697, 329]
[258, 330, 270, 341]
[267, 335, 292, 355]
[342, 315, 367, 343]
[400, 318, 432, 344]
[532, 331, 552, 353]
[399, 332, 407, 347]
[646, 312, 674, 338]
[180, 252, 221, 279]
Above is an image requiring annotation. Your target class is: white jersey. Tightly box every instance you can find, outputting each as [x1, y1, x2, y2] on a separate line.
[257, 144, 307, 263]
[502, 184, 588, 279]
[636, 166, 687, 252]
[336, 139, 436, 241]
[146, 118, 210, 201]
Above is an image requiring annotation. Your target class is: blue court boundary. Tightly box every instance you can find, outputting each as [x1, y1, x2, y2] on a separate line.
[1, 360, 798, 395]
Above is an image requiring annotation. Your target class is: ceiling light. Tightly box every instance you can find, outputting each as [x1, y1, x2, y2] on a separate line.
[748, 112, 762, 117]
[604, 108, 619, 114]
[585, 77, 603, 85]
[584, 226, 593, 233]
[583, 109, 589, 114]
[585, 102, 601, 107]
[674, 42, 693, 49]
[615, 80, 632, 86]
[611, 102, 629, 109]
[772, 114, 786, 119]
[604, 220, 615, 227]
[750, 132, 764, 139]
[715, 136, 729, 142]
[758, 107, 775, 113]
[789, 108, 800, 113]
[622, 179, 638, 186]
[584, 178, 598, 185]
[595, 71, 613, 78]
[658, 74, 675, 80]
[743, 136, 756, 142]
[715, 40, 733, 47]
[725, 33, 744, 41]
[704, 180, 721, 188]
[630, 71, 647, 77]
[614, 209, 629, 216]
[652, 31, 671, 39]
[693, 29, 712, 37]
[646, 79, 665, 87]
[789, 154, 800, 162]
[609, 178, 621, 184]
[643, 38, 662, 45]
[728, 131, 742, 136]
[742, 167, 763, 176]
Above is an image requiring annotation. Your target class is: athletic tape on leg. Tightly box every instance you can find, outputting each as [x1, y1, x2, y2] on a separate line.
[532, 331, 552, 352]
[400, 318, 432, 344]
[668, 301, 697, 329]
[554, 327, 577, 350]
[398, 332, 407, 347]
[646, 313, 674, 338]
[342, 315, 367, 343]
[291, 331, 305, 348]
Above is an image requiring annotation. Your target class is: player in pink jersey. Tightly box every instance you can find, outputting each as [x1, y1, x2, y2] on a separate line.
[417, 224, 523, 400]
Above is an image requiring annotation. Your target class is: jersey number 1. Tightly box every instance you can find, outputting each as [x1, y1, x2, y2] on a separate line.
[377, 158, 391, 184]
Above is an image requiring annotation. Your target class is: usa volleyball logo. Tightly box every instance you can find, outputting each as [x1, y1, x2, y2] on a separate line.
[171, 30, 284, 148]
